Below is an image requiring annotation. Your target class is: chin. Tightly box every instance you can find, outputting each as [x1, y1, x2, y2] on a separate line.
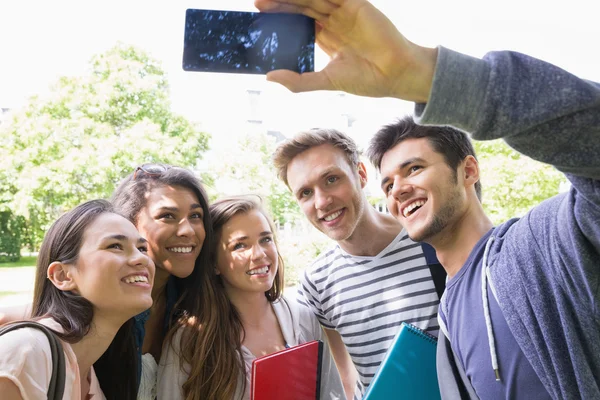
[169, 265, 195, 279]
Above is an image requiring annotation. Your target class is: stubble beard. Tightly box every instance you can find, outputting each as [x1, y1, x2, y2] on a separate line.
[409, 186, 461, 244]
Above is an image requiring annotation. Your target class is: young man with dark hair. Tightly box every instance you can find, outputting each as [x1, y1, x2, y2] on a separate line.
[256, 0, 600, 398]
[273, 128, 445, 399]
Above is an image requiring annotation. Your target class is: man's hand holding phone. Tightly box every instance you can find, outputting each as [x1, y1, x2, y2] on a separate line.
[254, 0, 438, 103]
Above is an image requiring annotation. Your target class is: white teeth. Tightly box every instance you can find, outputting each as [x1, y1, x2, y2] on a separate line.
[323, 210, 342, 222]
[168, 247, 193, 253]
[403, 200, 426, 218]
[123, 275, 149, 284]
[247, 266, 269, 276]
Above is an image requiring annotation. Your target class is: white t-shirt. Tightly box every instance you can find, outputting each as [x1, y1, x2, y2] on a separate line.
[0, 318, 105, 400]
[157, 295, 344, 400]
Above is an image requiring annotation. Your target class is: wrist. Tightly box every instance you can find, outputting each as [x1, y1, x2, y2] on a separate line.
[391, 45, 438, 103]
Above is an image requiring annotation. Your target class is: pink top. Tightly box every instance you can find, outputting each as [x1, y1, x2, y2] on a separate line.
[0, 318, 105, 400]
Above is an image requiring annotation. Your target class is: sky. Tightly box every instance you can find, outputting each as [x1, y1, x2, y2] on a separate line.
[1, 0, 599, 150]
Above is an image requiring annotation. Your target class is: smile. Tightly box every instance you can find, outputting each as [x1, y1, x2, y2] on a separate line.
[247, 266, 269, 275]
[322, 209, 343, 222]
[167, 246, 194, 253]
[403, 199, 426, 218]
[122, 275, 149, 284]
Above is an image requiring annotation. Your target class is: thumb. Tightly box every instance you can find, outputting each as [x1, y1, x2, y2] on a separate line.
[266, 70, 333, 93]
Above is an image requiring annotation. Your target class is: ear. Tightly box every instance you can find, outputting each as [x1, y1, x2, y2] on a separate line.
[462, 156, 480, 191]
[214, 268, 221, 276]
[357, 162, 368, 189]
[47, 261, 78, 292]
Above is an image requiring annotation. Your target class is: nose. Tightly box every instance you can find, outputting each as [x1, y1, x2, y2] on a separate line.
[314, 188, 332, 211]
[130, 247, 150, 269]
[390, 175, 413, 202]
[177, 218, 194, 237]
[250, 243, 267, 261]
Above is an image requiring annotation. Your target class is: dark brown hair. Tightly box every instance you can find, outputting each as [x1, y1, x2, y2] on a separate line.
[176, 195, 284, 400]
[367, 115, 482, 201]
[111, 164, 214, 325]
[273, 128, 361, 186]
[31, 199, 137, 400]
[112, 164, 214, 399]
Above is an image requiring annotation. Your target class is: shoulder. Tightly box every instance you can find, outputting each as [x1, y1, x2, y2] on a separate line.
[301, 244, 345, 286]
[0, 325, 54, 398]
[0, 325, 54, 359]
[278, 296, 322, 341]
[307, 245, 342, 273]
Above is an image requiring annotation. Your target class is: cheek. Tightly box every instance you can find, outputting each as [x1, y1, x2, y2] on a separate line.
[386, 197, 399, 218]
[196, 225, 207, 244]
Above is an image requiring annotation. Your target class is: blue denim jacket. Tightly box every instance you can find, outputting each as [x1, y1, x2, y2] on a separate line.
[133, 276, 180, 387]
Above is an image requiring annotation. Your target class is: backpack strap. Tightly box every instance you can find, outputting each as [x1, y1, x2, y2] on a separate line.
[421, 242, 447, 300]
[0, 321, 66, 400]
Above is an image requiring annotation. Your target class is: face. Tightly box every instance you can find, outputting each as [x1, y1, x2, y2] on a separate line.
[69, 213, 155, 317]
[215, 209, 278, 297]
[287, 144, 367, 242]
[136, 185, 206, 279]
[379, 138, 467, 243]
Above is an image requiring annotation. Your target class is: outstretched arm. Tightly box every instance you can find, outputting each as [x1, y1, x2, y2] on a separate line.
[416, 48, 600, 180]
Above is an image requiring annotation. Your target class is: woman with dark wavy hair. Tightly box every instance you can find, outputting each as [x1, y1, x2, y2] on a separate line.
[0, 199, 154, 400]
[158, 195, 344, 400]
[110, 163, 213, 399]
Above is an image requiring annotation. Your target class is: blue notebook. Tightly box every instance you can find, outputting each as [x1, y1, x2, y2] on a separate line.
[363, 322, 441, 400]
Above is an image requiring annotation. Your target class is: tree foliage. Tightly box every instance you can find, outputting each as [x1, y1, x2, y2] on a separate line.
[205, 132, 301, 225]
[475, 140, 566, 224]
[0, 43, 210, 251]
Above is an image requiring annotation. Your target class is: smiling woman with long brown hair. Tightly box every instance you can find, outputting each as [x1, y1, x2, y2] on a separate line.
[0, 199, 154, 400]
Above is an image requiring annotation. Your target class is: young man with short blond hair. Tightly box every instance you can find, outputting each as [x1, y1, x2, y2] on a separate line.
[273, 128, 445, 399]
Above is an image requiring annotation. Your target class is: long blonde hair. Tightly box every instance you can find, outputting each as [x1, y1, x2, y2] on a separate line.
[174, 195, 285, 400]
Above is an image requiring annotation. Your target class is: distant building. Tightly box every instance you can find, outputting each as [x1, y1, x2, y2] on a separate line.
[0, 108, 10, 125]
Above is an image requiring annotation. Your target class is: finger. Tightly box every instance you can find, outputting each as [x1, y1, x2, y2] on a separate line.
[255, 1, 329, 22]
[255, 0, 338, 15]
[266, 70, 333, 93]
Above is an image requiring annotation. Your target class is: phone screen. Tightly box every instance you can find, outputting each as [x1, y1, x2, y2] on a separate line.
[183, 9, 315, 75]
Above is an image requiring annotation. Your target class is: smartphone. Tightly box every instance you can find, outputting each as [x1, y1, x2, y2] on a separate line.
[183, 9, 315, 75]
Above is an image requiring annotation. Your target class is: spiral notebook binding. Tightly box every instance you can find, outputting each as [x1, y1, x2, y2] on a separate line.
[404, 322, 438, 345]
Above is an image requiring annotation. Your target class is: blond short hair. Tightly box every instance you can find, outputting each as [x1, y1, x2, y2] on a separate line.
[273, 128, 360, 186]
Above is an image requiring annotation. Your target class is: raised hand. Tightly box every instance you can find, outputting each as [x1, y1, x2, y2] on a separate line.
[254, 0, 437, 102]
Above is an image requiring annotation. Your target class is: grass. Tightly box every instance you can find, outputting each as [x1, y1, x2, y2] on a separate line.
[0, 256, 37, 268]
[0, 291, 22, 297]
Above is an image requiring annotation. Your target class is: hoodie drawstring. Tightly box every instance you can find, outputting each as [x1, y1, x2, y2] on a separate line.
[481, 235, 501, 381]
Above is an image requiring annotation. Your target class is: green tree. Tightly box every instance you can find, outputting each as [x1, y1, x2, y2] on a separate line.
[475, 140, 567, 225]
[0, 43, 210, 251]
[206, 132, 301, 225]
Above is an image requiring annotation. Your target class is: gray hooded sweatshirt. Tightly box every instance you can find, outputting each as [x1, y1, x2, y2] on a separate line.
[414, 47, 600, 399]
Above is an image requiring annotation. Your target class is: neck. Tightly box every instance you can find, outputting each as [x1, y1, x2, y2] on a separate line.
[69, 313, 124, 388]
[430, 202, 493, 278]
[226, 289, 271, 328]
[152, 266, 170, 301]
[338, 205, 402, 257]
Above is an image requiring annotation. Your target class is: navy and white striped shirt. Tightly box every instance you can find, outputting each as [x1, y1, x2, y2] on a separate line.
[298, 230, 440, 393]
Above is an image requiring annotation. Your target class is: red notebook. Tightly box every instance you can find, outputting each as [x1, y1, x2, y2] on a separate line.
[250, 340, 323, 400]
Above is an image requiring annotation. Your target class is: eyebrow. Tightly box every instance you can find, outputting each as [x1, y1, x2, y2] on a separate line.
[157, 203, 203, 212]
[104, 234, 147, 244]
[294, 167, 339, 197]
[380, 157, 427, 187]
[226, 231, 273, 245]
